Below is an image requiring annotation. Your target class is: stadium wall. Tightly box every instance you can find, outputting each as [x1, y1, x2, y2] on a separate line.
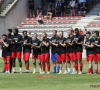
[0, 0, 12, 12]
[0, 0, 42, 36]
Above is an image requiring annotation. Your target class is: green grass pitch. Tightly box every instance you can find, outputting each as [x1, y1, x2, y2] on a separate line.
[0, 58, 100, 90]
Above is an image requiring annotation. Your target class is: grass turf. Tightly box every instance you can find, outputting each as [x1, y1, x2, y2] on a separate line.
[0, 58, 100, 90]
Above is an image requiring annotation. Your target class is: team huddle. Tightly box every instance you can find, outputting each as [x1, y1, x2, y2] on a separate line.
[0, 28, 100, 74]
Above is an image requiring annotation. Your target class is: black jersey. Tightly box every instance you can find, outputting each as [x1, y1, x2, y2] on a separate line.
[50, 36, 59, 54]
[12, 34, 23, 52]
[66, 36, 74, 53]
[23, 36, 32, 53]
[58, 37, 66, 54]
[85, 38, 95, 55]
[73, 35, 84, 52]
[32, 39, 41, 55]
[94, 38, 100, 54]
[7, 34, 13, 51]
[2, 40, 11, 57]
[41, 38, 50, 54]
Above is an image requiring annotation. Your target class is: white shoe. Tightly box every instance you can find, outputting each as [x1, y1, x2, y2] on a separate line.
[39, 71, 42, 74]
[47, 72, 50, 74]
[20, 71, 22, 74]
[78, 71, 82, 74]
[5, 71, 8, 73]
[58, 72, 62, 74]
[7, 71, 10, 74]
[63, 71, 67, 74]
[40, 72, 45, 74]
[12, 71, 15, 73]
[33, 71, 36, 74]
[26, 71, 29, 73]
[71, 71, 77, 74]
[66, 71, 70, 74]
[39, 70, 42, 74]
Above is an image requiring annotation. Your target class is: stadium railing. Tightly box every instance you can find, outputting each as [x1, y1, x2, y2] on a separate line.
[0, 0, 18, 17]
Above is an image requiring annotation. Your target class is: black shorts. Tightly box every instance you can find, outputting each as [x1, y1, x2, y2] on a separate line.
[56, 12, 61, 17]
[38, 20, 43, 24]
[29, 6, 34, 10]
[70, 6, 75, 10]
[80, 10, 86, 13]
[81, 8, 86, 12]
[61, 7, 65, 12]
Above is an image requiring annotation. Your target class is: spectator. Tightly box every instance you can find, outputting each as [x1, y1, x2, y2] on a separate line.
[69, 0, 76, 16]
[37, 6, 43, 16]
[55, 6, 61, 17]
[42, 6, 47, 16]
[45, 6, 53, 23]
[78, 3, 87, 16]
[28, 0, 35, 17]
[78, 0, 86, 9]
[86, 0, 92, 10]
[55, 0, 61, 9]
[55, 0, 62, 17]
[37, 12, 44, 25]
[51, 3, 56, 16]
[75, 0, 79, 10]
[61, 0, 66, 16]
[65, 0, 70, 5]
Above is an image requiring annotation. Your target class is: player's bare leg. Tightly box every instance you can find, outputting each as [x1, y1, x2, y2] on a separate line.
[58, 62, 62, 74]
[32, 59, 36, 73]
[2, 60, 7, 73]
[3, 60, 7, 73]
[6, 60, 10, 73]
[25, 61, 29, 73]
[72, 61, 76, 73]
[91, 64, 93, 74]
[79, 60, 83, 74]
[94, 61, 98, 74]
[18, 58, 22, 73]
[38, 59, 42, 74]
[47, 62, 50, 74]
[75, 60, 78, 73]
[71, 61, 78, 74]
[12, 58, 16, 73]
[87, 61, 92, 74]
[66, 61, 71, 74]
[41, 62, 45, 74]
[63, 61, 67, 74]
[10, 58, 12, 73]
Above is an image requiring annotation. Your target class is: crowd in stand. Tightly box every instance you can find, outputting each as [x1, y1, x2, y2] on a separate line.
[28, 0, 100, 24]
[28, 0, 100, 18]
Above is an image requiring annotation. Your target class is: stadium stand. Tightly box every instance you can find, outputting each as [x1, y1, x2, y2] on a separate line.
[17, 16, 82, 37]
[0, 0, 100, 36]
[17, 1, 100, 37]
[0, 0, 18, 16]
